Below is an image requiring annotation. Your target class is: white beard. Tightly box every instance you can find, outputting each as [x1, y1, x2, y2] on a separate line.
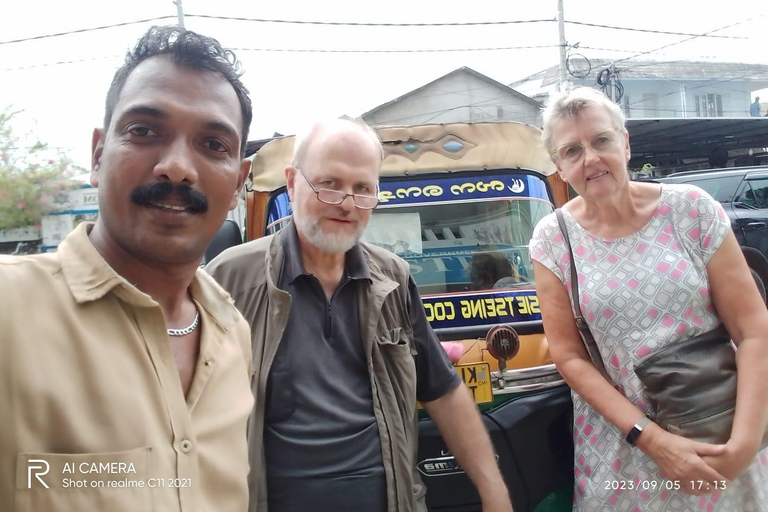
[292, 202, 367, 254]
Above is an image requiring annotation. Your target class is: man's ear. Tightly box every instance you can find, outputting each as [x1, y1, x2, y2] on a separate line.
[285, 166, 297, 201]
[230, 159, 252, 210]
[90, 128, 105, 188]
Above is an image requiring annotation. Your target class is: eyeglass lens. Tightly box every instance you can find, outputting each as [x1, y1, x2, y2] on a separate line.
[556, 129, 619, 163]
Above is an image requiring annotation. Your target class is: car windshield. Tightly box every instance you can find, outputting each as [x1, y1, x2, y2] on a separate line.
[361, 198, 553, 295]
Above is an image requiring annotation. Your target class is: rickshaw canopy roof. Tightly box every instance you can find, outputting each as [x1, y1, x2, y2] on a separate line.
[248, 121, 556, 192]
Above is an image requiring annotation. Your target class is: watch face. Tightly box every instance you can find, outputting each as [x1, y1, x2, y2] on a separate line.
[625, 426, 642, 445]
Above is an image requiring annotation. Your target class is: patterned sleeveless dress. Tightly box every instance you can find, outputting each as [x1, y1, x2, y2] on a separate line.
[530, 183, 768, 511]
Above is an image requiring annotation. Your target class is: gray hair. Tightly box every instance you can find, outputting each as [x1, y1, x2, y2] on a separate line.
[291, 117, 384, 168]
[541, 87, 627, 155]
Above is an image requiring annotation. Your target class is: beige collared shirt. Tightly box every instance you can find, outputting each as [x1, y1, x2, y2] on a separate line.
[0, 223, 254, 512]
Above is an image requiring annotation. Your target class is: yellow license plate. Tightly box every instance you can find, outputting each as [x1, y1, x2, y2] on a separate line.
[456, 362, 493, 404]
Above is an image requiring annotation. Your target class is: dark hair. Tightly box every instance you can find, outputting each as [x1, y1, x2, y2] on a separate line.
[104, 25, 252, 157]
[708, 147, 729, 168]
[470, 251, 517, 289]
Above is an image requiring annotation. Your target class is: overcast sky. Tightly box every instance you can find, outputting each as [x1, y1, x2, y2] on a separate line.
[1, 0, 766, 169]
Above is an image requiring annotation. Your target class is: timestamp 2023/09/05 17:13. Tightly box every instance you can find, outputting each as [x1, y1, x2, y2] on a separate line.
[604, 479, 728, 492]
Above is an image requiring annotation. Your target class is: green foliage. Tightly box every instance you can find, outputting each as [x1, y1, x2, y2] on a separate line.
[0, 108, 83, 231]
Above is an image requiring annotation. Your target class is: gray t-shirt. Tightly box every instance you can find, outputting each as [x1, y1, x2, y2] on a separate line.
[264, 222, 460, 512]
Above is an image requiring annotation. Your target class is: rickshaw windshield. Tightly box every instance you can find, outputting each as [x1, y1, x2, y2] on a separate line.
[265, 171, 554, 297]
[362, 197, 553, 295]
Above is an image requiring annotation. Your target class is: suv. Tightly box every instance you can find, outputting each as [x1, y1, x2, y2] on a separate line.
[657, 167, 768, 302]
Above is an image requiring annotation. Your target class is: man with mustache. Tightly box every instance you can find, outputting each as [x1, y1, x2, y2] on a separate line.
[0, 26, 254, 511]
[206, 118, 513, 512]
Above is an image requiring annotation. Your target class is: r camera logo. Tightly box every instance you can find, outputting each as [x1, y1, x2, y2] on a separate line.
[28, 459, 50, 489]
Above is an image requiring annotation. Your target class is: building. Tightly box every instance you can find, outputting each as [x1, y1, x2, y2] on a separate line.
[361, 66, 542, 127]
[358, 60, 768, 174]
[511, 59, 768, 119]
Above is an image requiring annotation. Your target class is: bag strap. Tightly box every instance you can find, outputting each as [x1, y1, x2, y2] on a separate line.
[554, 208, 614, 384]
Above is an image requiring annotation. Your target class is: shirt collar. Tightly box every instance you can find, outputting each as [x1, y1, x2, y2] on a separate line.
[280, 218, 372, 285]
[58, 222, 240, 329]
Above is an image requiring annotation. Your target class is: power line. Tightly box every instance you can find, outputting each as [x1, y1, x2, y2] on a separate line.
[611, 14, 766, 66]
[0, 41, 557, 72]
[186, 14, 555, 27]
[3, 14, 764, 52]
[578, 45, 718, 60]
[566, 20, 762, 40]
[1, 42, 557, 71]
[232, 44, 557, 54]
[0, 16, 175, 46]
[2, 54, 123, 72]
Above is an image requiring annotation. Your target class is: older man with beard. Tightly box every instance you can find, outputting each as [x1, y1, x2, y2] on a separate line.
[205, 118, 513, 512]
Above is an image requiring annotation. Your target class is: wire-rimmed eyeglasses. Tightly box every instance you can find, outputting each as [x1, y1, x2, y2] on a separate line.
[294, 166, 379, 210]
[551, 127, 624, 166]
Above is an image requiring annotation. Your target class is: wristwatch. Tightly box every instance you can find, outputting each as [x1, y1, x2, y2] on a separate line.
[625, 417, 652, 445]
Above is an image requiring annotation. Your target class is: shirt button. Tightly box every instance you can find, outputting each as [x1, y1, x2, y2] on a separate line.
[180, 439, 193, 453]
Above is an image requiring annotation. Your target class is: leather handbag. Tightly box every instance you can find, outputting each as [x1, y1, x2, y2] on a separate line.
[554, 209, 768, 448]
[635, 328, 768, 449]
[634, 326, 737, 444]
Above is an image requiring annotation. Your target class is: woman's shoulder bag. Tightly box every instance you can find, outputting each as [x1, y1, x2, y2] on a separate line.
[554, 208, 767, 448]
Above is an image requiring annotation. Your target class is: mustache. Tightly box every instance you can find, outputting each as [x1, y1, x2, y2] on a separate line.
[334, 208, 354, 219]
[130, 182, 208, 213]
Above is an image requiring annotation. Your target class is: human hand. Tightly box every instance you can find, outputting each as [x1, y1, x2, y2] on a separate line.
[639, 425, 729, 495]
[701, 438, 759, 482]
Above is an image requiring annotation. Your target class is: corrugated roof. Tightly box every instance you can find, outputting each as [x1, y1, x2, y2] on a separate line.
[628, 117, 768, 163]
[512, 59, 768, 88]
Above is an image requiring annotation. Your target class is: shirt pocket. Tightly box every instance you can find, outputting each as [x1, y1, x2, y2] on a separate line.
[374, 327, 418, 425]
[16, 447, 152, 512]
[375, 327, 416, 354]
[375, 327, 417, 370]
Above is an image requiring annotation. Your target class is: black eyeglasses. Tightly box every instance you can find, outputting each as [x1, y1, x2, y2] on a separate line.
[294, 166, 379, 210]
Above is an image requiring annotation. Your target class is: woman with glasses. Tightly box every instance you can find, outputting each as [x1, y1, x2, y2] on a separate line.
[529, 87, 768, 511]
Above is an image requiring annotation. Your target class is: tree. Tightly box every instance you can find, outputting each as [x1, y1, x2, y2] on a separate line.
[0, 108, 82, 231]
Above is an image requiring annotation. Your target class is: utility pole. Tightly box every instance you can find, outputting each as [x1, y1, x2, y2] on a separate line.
[174, 0, 185, 28]
[557, 0, 567, 92]
[608, 64, 615, 103]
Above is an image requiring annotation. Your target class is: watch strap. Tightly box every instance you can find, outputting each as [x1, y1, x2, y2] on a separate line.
[625, 417, 652, 445]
